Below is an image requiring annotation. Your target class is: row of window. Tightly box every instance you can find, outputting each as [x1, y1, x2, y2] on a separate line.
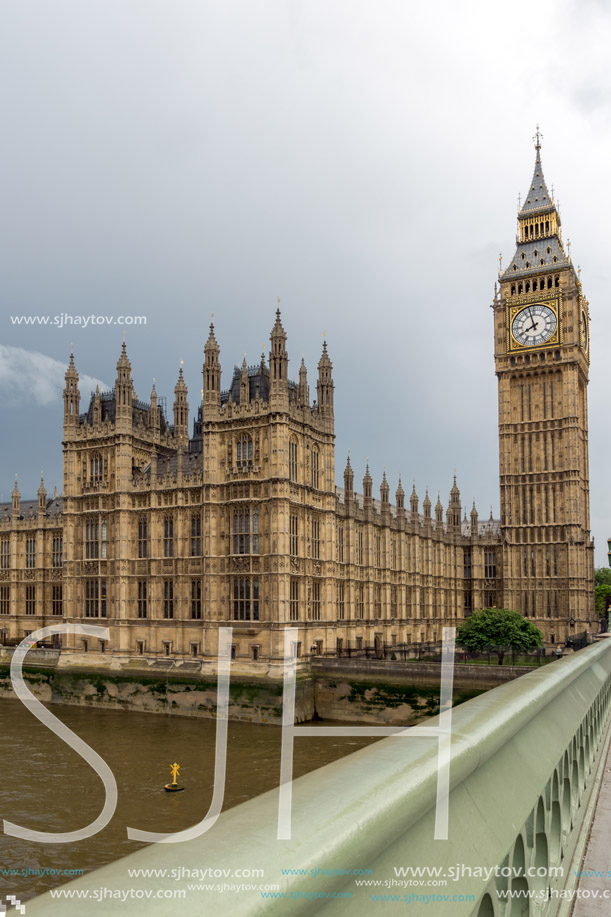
[289, 579, 411, 622]
[464, 550, 497, 579]
[0, 536, 63, 570]
[289, 439, 320, 488]
[136, 580, 202, 620]
[0, 584, 63, 615]
[510, 275, 560, 295]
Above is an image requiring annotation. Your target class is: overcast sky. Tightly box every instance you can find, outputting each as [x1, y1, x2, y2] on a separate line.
[1, 0, 610, 564]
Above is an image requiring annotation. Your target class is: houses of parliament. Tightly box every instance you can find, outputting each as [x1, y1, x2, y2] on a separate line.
[0, 139, 595, 667]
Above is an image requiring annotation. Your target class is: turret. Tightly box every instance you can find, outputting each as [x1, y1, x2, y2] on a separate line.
[203, 322, 221, 410]
[149, 381, 160, 433]
[92, 385, 101, 426]
[63, 351, 80, 427]
[470, 500, 479, 537]
[395, 477, 405, 517]
[173, 364, 189, 444]
[240, 357, 250, 405]
[269, 308, 289, 409]
[363, 463, 372, 507]
[423, 488, 432, 522]
[298, 357, 309, 407]
[11, 476, 20, 518]
[447, 475, 462, 531]
[38, 475, 47, 516]
[317, 340, 334, 415]
[115, 340, 134, 424]
[344, 454, 354, 507]
[380, 470, 389, 505]
[410, 482, 419, 519]
[435, 492, 444, 525]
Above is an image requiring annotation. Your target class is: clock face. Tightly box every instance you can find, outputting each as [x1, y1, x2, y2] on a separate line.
[582, 311, 588, 351]
[511, 304, 557, 347]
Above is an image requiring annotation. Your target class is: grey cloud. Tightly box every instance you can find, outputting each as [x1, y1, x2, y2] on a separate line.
[0, 346, 106, 406]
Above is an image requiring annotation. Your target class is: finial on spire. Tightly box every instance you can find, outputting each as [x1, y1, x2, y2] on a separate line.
[533, 123, 543, 150]
[498, 253, 503, 271]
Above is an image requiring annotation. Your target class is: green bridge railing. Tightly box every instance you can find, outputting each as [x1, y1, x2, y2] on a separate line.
[25, 639, 611, 916]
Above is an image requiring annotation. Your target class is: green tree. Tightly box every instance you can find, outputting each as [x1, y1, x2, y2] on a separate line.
[456, 608, 544, 665]
[595, 584, 611, 618]
[595, 568, 611, 586]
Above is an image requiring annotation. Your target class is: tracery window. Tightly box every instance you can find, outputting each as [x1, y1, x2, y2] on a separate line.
[311, 447, 319, 489]
[191, 514, 201, 556]
[236, 434, 253, 469]
[164, 516, 174, 558]
[232, 508, 259, 554]
[138, 518, 148, 558]
[233, 577, 259, 621]
[289, 438, 298, 483]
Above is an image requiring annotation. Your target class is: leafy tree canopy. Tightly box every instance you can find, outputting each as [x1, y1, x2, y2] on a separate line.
[457, 608, 544, 664]
[595, 584, 611, 617]
[595, 568, 611, 586]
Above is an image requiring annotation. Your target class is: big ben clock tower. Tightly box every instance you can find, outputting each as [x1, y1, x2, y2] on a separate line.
[494, 130, 594, 640]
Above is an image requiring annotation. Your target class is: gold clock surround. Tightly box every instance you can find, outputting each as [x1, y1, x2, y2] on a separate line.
[507, 296, 561, 352]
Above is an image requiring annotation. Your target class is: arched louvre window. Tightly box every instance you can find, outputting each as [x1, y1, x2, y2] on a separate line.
[90, 453, 103, 483]
[289, 438, 298, 483]
[311, 446, 319, 489]
[236, 434, 253, 468]
[85, 519, 99, 559]
[233, 577, 259, 621]
[232, 508, 259, 554]
[164, 516, 174, 558]
[191, 513, 201, 556]
[138, 518, 148, 558]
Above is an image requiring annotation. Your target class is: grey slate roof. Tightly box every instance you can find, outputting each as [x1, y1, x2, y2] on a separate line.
[501, 236, 568, 280]
[221, 363, 271, 406]
[80, 389, 171, 433]
[0, 497, 63, 520]
[521, 147, 553, 215]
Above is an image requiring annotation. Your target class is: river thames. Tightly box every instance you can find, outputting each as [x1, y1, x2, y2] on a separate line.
[0, 699, 379, 901]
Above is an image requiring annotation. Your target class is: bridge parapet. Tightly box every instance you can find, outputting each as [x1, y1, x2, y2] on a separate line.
[25, 640, 611, 916]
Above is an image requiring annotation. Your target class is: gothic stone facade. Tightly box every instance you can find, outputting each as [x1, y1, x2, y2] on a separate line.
[0, 144, 595, 665]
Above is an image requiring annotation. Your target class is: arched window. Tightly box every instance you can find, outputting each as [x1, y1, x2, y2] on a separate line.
[233, 577, 259, 620]
[164, 515, 174, 557]
[289, 437, 298, 483]
[236, 434, 253, 468]
[85, 518, 99, 559]
[311, 446, 319, 489]
[232, 508, 259, 554]
[138, 517, 148, 558]
[90, 453, 103, 483]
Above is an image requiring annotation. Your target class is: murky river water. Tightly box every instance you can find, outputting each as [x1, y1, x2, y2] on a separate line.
[0, 700, 378, 901]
